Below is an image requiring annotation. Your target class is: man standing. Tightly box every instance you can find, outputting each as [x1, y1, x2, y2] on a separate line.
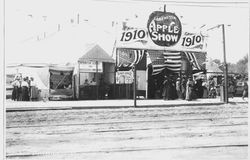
[21, 77, 30, 101]
[29, 77, 38, 101]
[176, 78, 181, 99]
[162, 76, 170, 100]
[181, 77, 187, 100]
[242, 78, 248, 100]
[186, 77, 194, 101]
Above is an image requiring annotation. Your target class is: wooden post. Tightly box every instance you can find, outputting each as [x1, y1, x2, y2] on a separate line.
[133, 64, 137, 107]
[222, 24, 228, 103]
[96, 61, 98, 100]
[145, 64, 148, 99]
[78, 62, 80, 100]
[114, 48, 117, 99]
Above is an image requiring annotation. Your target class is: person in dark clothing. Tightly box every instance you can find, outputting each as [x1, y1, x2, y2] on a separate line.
[11, 78, 21, 101]
[21, 77, 30, 101]
[169, 78, 177, 99]
[242, 79, 248, 100]
[194, 78, 203, 98]
[208, 77, 216, 98]
[186, 77, 194, 101]
[162, 76, 171, 100]
[17, 76, 23, 101]
[176, 78, 182, 99]
[181, 78, 187, 100]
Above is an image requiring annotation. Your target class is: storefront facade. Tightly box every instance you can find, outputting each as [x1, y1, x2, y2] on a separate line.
[114, 10, 207, 99]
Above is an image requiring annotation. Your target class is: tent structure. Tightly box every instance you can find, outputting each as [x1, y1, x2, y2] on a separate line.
[76, 44, 115, 100]
[6, 63, 77, 101]
[49, 64, 75, 100]
[206, 60, 223, 77]
[78, 44, 115, 63]
[6, 64, 50, 100]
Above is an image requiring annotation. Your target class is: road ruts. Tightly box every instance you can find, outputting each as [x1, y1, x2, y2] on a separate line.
[6, 103, 248, 160]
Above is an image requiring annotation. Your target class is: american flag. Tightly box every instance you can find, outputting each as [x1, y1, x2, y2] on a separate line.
[184, 51, 206, 70]
[163, 51, 182, 72]
[147, 50, 168, 75]
[117, 48, 146, 68]
[147, 50, 206, 75]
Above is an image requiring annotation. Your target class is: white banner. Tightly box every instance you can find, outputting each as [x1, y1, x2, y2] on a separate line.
[116, 29, 207, 52]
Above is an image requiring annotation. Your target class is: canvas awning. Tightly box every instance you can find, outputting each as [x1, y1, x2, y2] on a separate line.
[78, 44, 115, 63]
[49, 65, 75, 72]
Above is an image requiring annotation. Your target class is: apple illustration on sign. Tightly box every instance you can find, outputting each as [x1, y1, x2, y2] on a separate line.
[147, 11, 182, 47]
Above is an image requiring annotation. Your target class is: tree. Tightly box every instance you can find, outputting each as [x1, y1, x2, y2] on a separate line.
[212, 59, 222, 66]
[235, 54, 248, 75]
[227, 63, 237, 73]
[211, 55, 248, 75]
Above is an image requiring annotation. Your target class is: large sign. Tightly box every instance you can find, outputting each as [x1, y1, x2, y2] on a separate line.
[147, 11, 182, 47]
[116, 11, 207, 52]
[117, 30, 206, 52]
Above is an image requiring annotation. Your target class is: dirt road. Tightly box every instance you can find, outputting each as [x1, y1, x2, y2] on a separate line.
[6, 103, 248, 160]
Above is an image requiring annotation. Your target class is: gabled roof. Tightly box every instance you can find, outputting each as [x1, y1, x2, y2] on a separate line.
[78, 44, 115, 63]
[206, 61, 223, 73]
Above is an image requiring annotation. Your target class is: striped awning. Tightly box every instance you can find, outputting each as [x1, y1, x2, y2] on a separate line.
[147, 50, 206, 75]
[117, 48, 146, 68]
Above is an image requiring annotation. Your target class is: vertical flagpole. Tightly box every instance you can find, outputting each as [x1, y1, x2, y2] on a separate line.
[78, 61, 80, 100]
[133, 64, 137, 107]
[112, 21, 118, 100]
[222, 24, 228, 103]
[96, 61, 98, 100]
[114, 48, 117, 99]
[145, 52, 148, 99]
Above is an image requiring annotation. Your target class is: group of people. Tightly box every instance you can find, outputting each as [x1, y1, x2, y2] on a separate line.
[221, 77, 248, 99]
[83, 78, 96, 86]
[161, 76, 222, 101]
[11, 74, 38, 101]
[162, 76, 194, 101]
[161, 75, 248, 101]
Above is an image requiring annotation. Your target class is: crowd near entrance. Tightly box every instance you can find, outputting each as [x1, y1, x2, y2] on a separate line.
[147, 68, 208, 101]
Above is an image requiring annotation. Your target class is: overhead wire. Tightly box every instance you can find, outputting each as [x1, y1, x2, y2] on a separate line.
[92, 0, 248, 8]
[18, 0, 248, 43]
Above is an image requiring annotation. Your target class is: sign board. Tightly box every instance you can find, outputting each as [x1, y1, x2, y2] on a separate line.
[79, 61, 103, 73]
[147, 11, 182, 47]
[116, 11, 207, 52]
[180, 32, 205, 51]
[117, 29, 206, 52]
[116, 71, 133, 84]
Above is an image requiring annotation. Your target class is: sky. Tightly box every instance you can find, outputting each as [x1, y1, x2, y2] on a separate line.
[4, 0, 249, 64]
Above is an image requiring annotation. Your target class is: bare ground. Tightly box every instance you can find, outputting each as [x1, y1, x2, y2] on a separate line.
[6, 103, 248, 160]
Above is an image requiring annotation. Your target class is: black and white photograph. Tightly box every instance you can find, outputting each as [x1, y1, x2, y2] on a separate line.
[1, 0, 249, 159]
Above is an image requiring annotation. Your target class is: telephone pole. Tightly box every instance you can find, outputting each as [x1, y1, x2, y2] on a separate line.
[207, 24, 229, 103]
[222, 24, 228, 103]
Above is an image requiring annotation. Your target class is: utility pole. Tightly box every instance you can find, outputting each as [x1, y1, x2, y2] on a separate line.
[222, 24, 228, 103]
[207, 24, 229, 103]
[133, 64, 137, 107]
